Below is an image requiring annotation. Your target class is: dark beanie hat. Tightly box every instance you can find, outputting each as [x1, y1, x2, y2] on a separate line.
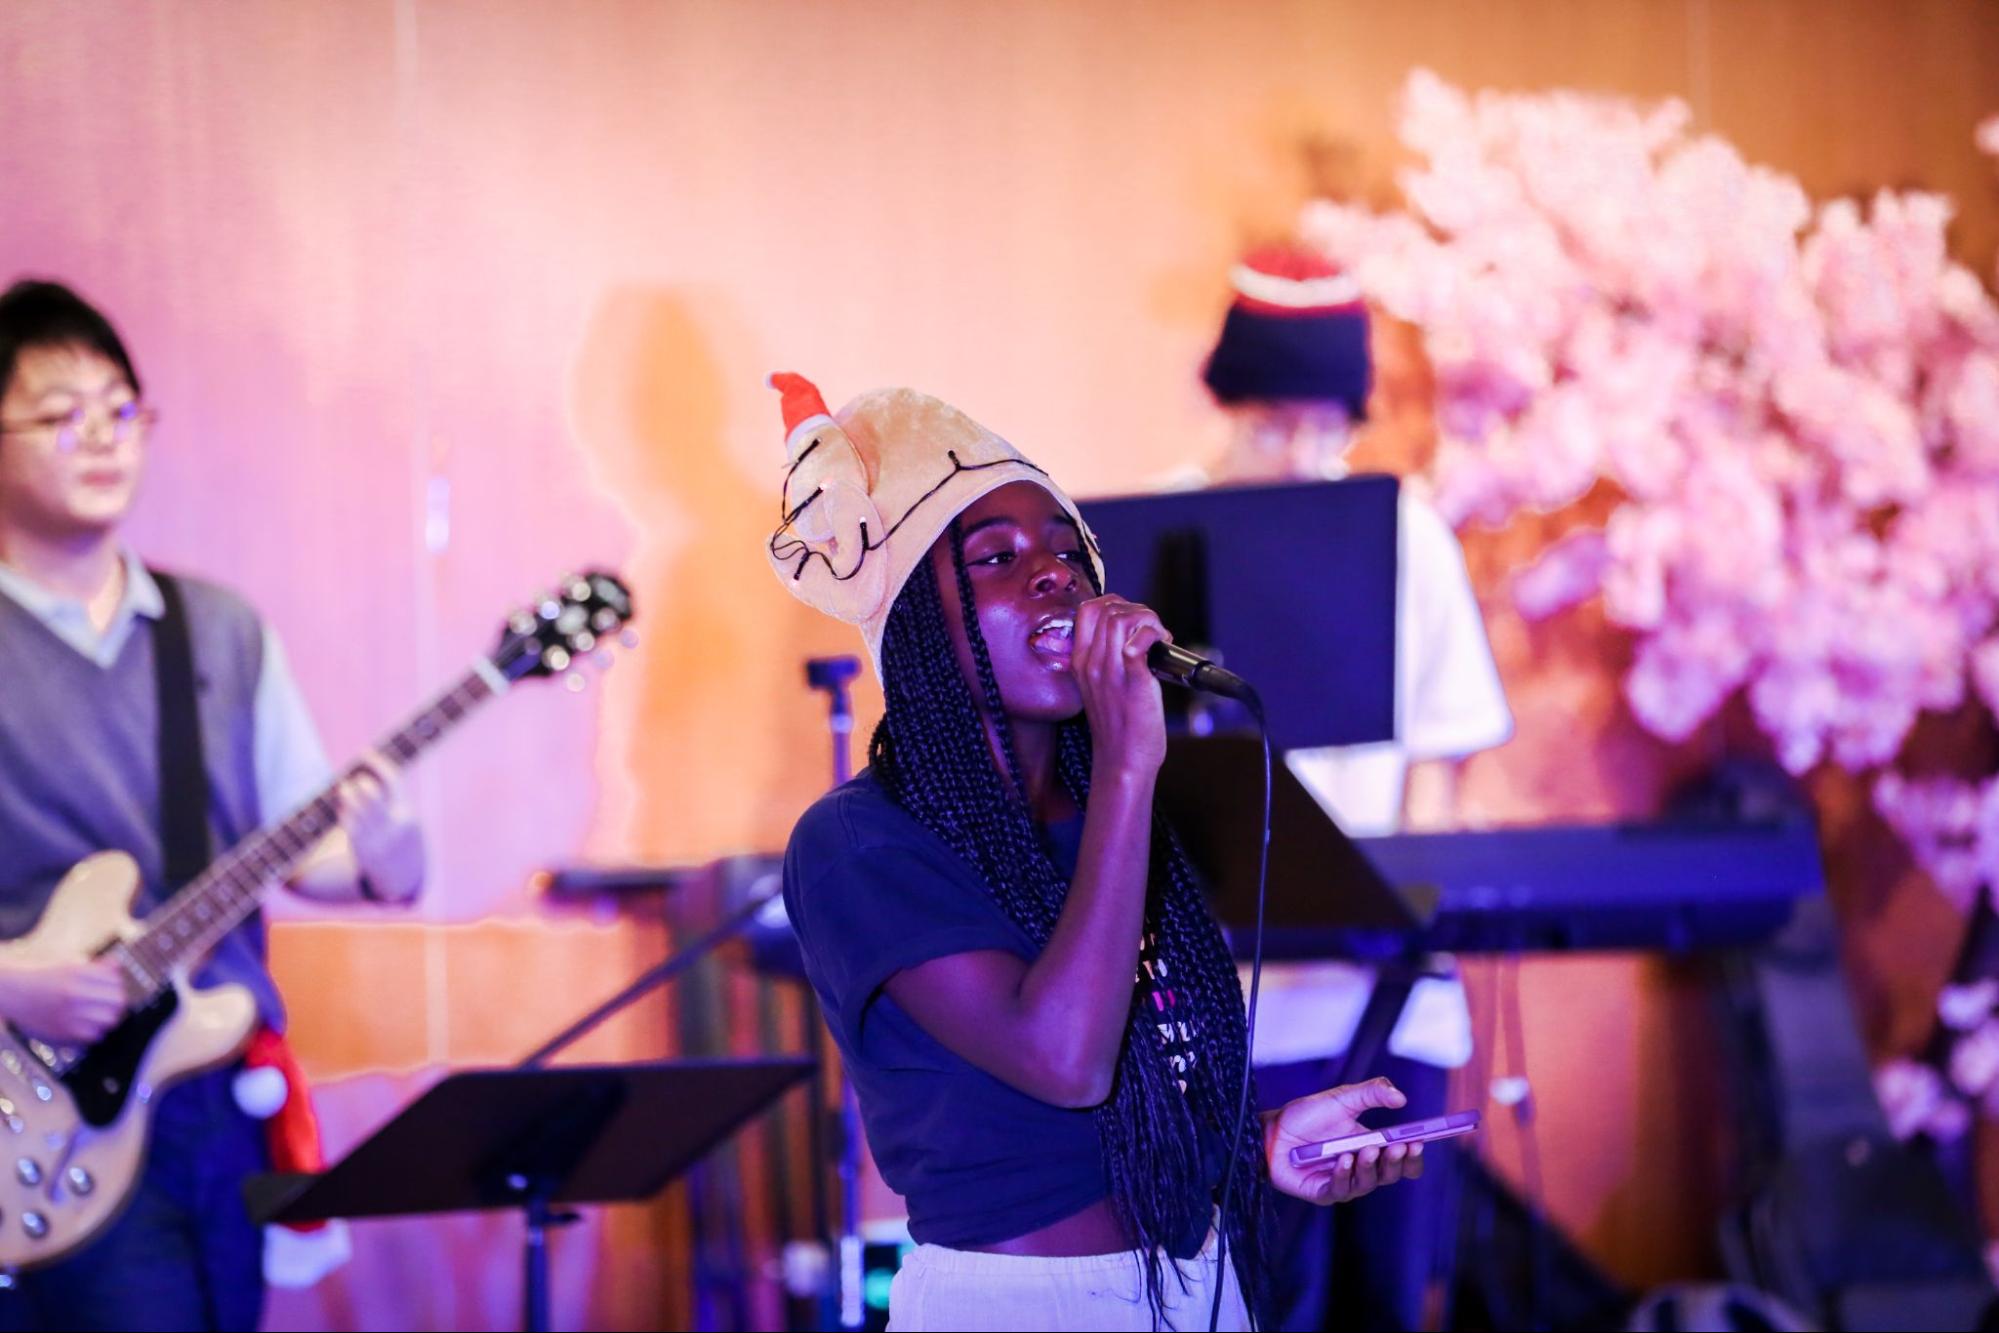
[1201, 244, 1370, 419]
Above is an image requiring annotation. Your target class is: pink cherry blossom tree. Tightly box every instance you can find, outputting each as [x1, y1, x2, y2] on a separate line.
[1302, 73, 1999, 1142]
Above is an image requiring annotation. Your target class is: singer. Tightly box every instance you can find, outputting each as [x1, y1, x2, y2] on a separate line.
[768, 374, 1420, 1332]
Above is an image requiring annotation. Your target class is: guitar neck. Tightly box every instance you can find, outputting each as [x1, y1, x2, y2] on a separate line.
[122, 659, 509, 989]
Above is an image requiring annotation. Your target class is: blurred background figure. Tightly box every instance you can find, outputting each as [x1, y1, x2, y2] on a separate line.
[1189, 245, 1513, 1331]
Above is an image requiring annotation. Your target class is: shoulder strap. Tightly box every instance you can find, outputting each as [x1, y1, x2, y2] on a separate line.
[151, 570, 214, 890]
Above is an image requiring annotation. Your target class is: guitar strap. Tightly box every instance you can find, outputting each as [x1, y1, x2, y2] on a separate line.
[150, 570, 215, 892]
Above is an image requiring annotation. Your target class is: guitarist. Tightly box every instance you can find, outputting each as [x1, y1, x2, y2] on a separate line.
[0, 279, 425, 1331]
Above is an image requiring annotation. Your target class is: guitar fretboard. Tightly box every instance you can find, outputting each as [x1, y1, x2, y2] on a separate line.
[113, 664, 505, 997]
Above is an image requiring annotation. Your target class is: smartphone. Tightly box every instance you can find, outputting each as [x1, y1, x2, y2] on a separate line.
[1288, 1109, 1482, 1168]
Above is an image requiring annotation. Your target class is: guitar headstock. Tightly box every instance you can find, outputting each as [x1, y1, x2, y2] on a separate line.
[494, 571, 636, 682]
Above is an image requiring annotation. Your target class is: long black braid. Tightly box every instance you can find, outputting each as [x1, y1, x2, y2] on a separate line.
[868, 520, 1272, 1327]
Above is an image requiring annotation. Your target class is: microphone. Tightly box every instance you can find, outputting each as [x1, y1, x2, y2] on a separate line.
[1146, 641, 1259, 707]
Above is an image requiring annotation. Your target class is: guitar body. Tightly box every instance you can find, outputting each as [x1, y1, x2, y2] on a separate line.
[0, 851, 255, 1271]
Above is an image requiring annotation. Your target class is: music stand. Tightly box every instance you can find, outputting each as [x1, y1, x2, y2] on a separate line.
[246, 1057, 812, 1333]
[1157, 734, 1429, 958]
[1078, 475, 1400, 751]
[1155, 734, 1439, 1087]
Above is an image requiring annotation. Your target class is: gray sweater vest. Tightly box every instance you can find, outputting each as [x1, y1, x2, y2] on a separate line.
[0, 574, 284, 1030]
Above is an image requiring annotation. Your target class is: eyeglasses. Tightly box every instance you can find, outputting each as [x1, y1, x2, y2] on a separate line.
[0, 401, 157, 453]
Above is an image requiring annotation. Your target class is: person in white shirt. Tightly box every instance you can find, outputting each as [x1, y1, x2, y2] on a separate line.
[1192, 245, 1513, 1330]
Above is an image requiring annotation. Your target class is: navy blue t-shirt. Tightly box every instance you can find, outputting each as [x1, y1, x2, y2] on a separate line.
[783, 770, 1221, 1252]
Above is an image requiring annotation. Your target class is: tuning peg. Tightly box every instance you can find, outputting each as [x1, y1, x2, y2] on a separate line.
[592, 649, 616, 672]
[541, 645, 573, 673]
[620, 629, 640, 650]
[570, 630, 598, 654]
[564, 672, 589, 693]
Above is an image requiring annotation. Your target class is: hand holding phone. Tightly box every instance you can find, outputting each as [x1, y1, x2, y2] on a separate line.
[1289, 1109, 1482, 1169]
[1266, 1077, 1433, 1206]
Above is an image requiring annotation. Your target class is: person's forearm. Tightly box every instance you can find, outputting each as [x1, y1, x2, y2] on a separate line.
[1010, 763, 1156, 1104]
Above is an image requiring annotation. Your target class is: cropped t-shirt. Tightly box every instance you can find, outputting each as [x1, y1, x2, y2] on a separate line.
[782, 771, 1221, 1252]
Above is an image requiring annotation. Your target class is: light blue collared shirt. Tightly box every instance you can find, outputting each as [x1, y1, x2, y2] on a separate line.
[0, 550, 333, 822]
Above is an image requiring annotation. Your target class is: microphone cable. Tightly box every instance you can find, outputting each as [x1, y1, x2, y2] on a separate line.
[1208, 687, 1270, 1333]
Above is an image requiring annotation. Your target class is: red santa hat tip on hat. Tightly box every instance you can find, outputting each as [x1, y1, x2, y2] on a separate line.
[769, 372, 836, 457]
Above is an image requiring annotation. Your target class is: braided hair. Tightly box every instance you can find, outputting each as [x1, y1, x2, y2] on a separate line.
[868, 518, 1271, 1326]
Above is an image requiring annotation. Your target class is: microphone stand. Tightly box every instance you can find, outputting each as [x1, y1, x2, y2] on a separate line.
[518, 891, 781, 1070]
[802, 656, 867, 1332]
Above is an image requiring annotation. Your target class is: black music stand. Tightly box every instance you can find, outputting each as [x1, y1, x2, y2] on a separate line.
[1078, 475, 1400, 751]
[245, 1057, 812, 1333]
[1157, 734, 1427, 955]
[1155, 733, 1439, 1086]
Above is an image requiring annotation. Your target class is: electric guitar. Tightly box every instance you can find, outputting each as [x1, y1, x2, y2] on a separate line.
[0, 571, 634, 1270]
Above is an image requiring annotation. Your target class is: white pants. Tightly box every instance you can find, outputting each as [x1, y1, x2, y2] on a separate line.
[887, 1227, 1251, 1331]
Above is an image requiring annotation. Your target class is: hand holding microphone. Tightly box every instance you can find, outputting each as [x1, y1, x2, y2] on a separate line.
[1074, 598, 1261, 777]
[1073, 595, 1174, 777]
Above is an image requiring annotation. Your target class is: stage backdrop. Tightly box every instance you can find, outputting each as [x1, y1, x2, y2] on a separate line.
[3, 2, 1995, 1327]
